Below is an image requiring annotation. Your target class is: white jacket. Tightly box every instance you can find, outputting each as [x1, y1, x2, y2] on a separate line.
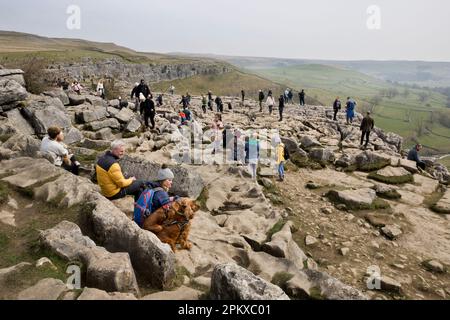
[266, 96, 275, 106]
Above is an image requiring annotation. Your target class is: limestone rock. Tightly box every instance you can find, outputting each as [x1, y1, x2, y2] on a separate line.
[369, 166, 413, 184]
[0, 79, 28, 107]
[432, 188, 450, 214]
[210, 263, 290, 300]
[17, 278, 69, 300]
[355, 151, 391, 171]
[381, 225, 402, 240]
[85, 118, 120, 131]
[43, 89, 70, 106]
[0, 262, 32, 285]
[326, 188, 377, 210]
[141, 286, 202, 300]
[40, 221, 140, 295]
[115, 107, 134, 124]
[68, 93, 86, 106]
[300, 135, 322, 150]
[77, 287, 137, 300]
[86, 194, 176, 289]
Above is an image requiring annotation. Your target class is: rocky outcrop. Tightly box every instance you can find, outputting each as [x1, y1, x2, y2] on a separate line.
[210, 263, 290, 300]
[119, 156, 205, 199]
[17, 278, 70, 300]
[0, 79, 28, 110]
[85, 193, 176, 289]
[355, 151, 391, 171]
[40, 221, 140, 295]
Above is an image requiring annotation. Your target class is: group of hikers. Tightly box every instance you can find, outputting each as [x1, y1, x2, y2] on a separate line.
[42, 79, 429, 205]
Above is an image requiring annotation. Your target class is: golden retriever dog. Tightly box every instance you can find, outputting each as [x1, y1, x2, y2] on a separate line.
[142, 198, 199, 252]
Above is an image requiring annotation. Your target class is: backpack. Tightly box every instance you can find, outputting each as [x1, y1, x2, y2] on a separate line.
[284, 146, 290, 160]
[133, 187, 164, 227]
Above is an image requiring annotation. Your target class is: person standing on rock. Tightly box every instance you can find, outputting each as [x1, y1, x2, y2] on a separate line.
[156, 94, 163, 107]
[288, 89, 293, 104]
[346, 97, 356, 124]
[136, 79, 151, 100]
[258, 90, 265, 112]
[208, 90, 213, 102]
[299, 89, 306, 106]
[96, 140, 145, 201]
[169, 84, 175, 95]
[360, 111, 374, 148]
[180, 95, 189, 109]
[97, 79, 105, 99]
[40, 126, 80, 176]
[211, 113, 224, 155]
[278, 94, 285, 121]
[274, 136, 286, 181]
[333, 97, 341, 121]
[407, 144, 426, 171]
[201, 95, 207, 113]
[266, 91, 275, 115]
[130, 82, 140, 109]
[245, 132, 260, 180]
[140, 95, 156, 130]
[215, 96, 223, 113]
[241, 90, 245, 103]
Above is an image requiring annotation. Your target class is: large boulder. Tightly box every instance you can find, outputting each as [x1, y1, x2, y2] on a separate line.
[17, 278, 70, 300]
[261, 221, 307, 269]
[64, 127, 84, 145]
[432, 188, 450, 214]
[300, 135, 322, 150]
[68, 93, 86, 106]
[85, 118, 120, 131]
[5, 108, 35, 136]
[355, 151, 391, 171]
[326, 188, 379, 210]
[43, 88, 70, 106]
[368, 166, 414, 184]
[0, 262, 32, 286]
[0, 68, 26, 86]
[40, 221, 139, 295]
[1, 134, 41, 158]
[210, 263, 290, 300]
[125, 118, 142, 133]
[119, 156, 205, 199]
[85, 194, 176, 289]
[75, 108, 108, 124]
[308, 148, 335, 165]
[114, 108, 135, 124]
[0, 79, 28, 109]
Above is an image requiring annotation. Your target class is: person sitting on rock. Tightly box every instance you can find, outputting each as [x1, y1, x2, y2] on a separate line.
[407, 143, 426, 171]
[40, 126, 80, 176]
[144, 164, 180, 214]
[96, 140, 145, 201]
[72, 81, 83, 95]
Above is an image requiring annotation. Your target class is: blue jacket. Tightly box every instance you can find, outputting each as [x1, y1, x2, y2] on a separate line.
[145, 181, 171, 213]
[407, 148, 420, 163]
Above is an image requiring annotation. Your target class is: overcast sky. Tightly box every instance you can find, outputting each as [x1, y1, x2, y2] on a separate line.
[1, 0, 449, 61]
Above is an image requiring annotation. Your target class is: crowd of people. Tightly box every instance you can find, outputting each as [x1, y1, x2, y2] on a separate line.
[40, 77, 430, 231]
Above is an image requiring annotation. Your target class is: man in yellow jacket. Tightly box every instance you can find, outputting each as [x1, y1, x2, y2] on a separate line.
[96, 140, 144, 201]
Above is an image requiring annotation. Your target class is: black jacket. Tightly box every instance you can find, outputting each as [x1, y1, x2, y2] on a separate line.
[279, 97, 285, 109]
[259, 92, 265, 101]
[140, 99, 155, 115]
[333, 99, 341, 111]
[360, 116, 374, 132]
[136, 84, 151, 98]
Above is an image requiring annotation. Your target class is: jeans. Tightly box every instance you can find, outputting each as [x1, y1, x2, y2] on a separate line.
[248, 163, 257, 179]
[278, 161, 285, 179]
[62, 155, 80, 176]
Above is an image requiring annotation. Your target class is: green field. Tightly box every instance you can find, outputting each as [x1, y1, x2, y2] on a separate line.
[251, 64, 450, 154]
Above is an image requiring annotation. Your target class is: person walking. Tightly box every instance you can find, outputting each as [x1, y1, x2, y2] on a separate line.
[245, 132, 260, 180]
[288, 89, 293, 104]
[96, 80, 105, 99]
[275, 137, 286, 181]
[241, 90, 245, 103]
[346, 97, 356, 124]
[140, 95, 156, 130]
[266, 91, 275, 115]
[258, 90, 265, 112]
[278, 95, 285, 121]
[333, 97, 341, 121]
[360, 111, 375, 148]
[201, 94, 207, 113]
[169, 84, 175, 95]
[299, 89, 306, 106]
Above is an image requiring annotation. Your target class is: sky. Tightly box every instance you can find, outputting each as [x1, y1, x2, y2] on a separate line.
[0, 0, 449, 61]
